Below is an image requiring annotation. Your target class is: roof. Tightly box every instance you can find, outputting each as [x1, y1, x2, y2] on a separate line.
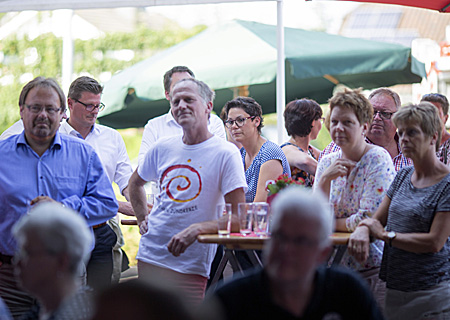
[340, 3, 450, 46]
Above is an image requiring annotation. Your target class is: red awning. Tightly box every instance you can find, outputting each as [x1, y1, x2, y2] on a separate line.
[337, 0, 450, 12]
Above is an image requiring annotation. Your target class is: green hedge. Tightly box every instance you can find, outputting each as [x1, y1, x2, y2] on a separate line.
[0, 24, 206, 133]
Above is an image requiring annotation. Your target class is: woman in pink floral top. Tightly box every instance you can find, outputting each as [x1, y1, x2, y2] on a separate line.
[314, 88, 395, 308]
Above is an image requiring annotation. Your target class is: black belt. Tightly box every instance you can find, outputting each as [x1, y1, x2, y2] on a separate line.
[92, 222, 107, 229]
[0, 253, 13, 264]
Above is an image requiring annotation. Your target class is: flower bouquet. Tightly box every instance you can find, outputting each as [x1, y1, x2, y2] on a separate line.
[266, 174, 306, 205]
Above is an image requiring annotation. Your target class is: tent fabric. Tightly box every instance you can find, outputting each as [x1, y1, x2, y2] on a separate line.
[0, 0, 272, 13]
[98, 20, 425, 129]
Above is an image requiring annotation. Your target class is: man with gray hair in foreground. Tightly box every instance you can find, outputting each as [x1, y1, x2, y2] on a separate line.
[13, 202, 94, 319]
[206, 187, 384, 320]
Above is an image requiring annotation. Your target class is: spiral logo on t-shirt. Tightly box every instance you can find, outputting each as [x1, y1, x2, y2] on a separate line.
[160, 164, 202, 203]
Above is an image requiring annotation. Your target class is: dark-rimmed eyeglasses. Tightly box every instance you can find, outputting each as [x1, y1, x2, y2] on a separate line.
[224, 116, 256, 128]
[73, 98, 105, 112]
[373, 110, 395, 120]
[25, 104, 61, 115]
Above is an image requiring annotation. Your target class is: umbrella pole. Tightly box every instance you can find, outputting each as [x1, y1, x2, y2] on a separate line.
[276, 0, 286, 144]
[61, 9, 74, 95]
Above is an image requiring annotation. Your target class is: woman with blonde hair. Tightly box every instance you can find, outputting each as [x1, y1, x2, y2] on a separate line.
[314, 88, 395, 307]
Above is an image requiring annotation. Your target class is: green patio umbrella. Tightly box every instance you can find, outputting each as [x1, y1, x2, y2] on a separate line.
[98, 19, 425, 129]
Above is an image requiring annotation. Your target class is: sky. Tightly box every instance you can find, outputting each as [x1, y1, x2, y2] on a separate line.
[145, 0, 359, 34]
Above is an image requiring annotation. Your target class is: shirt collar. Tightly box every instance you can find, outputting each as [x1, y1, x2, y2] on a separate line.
[166, 110, 178, 124]
[17, 130, 62, 150]
[63, 118, 98, 139]
[366, 133, 404, 155]
[394, 132, 403, 154]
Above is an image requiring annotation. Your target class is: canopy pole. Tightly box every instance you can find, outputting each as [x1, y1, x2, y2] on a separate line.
[61, 9, 74, 95]
[276, 0, 286, 144]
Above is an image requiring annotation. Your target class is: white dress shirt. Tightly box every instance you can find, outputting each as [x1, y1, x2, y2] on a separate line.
[60, 120, 133, 193]
[0, 120, 24, 140]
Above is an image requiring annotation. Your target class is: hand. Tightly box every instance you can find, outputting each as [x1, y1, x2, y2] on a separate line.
[323, 158, 356, 181]
[30, 196, 57, 206]
[138, 214, 148, 235]
[167, 224, 200, 257]
[348, 225, 371, 264]
[359, 218, 386, 240]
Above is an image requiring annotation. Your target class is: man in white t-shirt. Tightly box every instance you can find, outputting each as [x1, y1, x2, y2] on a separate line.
[138, 66, 226, 166]
[129, 78, 246, 305]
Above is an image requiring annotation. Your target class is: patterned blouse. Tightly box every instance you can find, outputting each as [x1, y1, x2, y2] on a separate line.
[280, 142, 316, 187]
[437, 138, 450, 165]
[314, 146, 396, 271]
[319, 137, 412, 172]
[241, 140, 291, 202]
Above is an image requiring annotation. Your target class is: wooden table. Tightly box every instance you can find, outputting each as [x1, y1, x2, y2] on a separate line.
[121, 219, 138, 225]
[198, 232, 351, 250]
[198, 232, 351, 287]
[198, 234, 268, 250]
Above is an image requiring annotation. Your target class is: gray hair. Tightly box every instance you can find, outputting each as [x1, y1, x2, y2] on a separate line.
[368, 88, 401, 110]
[270, 186, 333, 247]
[392, 102, 442, 152]
[170, 78, 215, 105]
[13, 202, 93, 275]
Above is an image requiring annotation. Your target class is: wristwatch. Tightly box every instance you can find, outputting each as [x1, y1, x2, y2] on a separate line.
[387, 231, 396, 247]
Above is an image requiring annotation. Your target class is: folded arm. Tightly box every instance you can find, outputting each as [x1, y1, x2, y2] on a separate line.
[282, 144, 317, 176]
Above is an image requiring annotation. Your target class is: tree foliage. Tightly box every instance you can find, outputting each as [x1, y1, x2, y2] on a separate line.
[0, 24, 206, 134]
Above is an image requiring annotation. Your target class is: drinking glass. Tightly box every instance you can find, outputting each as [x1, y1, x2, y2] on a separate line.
[146, 194, 154, 205]
[217, 203, 232, 236]
[253, 202, 269, 236]
[238, 203, 254, 236]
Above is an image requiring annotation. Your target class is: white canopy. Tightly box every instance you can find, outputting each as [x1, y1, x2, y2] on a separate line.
[0, 0, 273, 12]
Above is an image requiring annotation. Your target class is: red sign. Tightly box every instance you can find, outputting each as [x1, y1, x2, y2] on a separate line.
[440, 41, 450, 57]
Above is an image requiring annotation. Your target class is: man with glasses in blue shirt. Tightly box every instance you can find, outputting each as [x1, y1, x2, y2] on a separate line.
[0, 77, 117, 318]
[60, 76, 136, 290]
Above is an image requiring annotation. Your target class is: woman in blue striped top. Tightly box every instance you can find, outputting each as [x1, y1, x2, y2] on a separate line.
[224, 97, 290, 203]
